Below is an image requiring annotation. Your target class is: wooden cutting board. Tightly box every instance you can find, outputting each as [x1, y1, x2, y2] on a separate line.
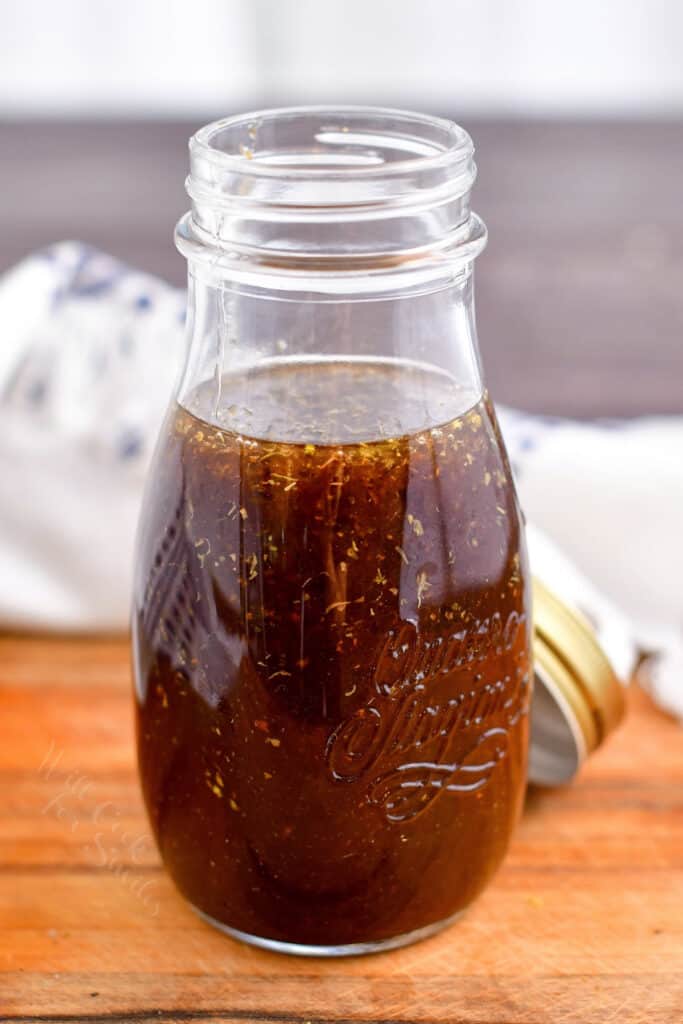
[1, 633, 682, 1023]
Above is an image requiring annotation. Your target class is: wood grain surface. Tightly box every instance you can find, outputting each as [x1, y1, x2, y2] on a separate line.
[0, 632, 681, 1023]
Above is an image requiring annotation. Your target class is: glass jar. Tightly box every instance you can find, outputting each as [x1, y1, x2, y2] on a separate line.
[132, 107, 532, 955]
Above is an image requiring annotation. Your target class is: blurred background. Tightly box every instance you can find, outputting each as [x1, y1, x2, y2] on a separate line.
[1, 0, 682, 415]
[0, 1, 681, 697]
[4, 0, 683, 117]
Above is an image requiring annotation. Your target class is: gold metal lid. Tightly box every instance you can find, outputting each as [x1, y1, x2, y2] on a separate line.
[529, 577, 626, 786]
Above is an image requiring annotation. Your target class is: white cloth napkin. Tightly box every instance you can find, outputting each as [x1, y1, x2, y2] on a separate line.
[1, 243, 681, 719]
[498, 408, 683, 718]
[0, 243, 184, 631]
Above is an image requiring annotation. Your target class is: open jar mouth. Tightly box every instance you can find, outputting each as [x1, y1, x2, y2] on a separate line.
[189, 106, 474, 187]
[178, 106, 486, 274]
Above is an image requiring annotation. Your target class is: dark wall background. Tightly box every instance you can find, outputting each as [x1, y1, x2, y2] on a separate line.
[1, 119, 681, 417]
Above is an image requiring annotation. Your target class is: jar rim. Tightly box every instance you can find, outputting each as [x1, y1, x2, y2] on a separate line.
[189, 105, 474, 185]
[182, 106, 483, 275]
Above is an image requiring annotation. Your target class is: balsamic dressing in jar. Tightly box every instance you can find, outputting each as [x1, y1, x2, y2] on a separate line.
[133, 108, 532, 954]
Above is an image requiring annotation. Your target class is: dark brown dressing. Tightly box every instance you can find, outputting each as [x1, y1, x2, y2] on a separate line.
[133, 358, 531, 946]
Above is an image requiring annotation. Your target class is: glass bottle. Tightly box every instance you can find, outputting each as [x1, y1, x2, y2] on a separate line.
[132, 107, 532, 955]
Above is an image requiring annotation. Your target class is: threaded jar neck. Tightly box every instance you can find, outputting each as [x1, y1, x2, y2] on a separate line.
[178, 107, 485, 270]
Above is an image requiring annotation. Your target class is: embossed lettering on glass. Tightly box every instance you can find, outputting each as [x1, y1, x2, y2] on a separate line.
[132, 108, 532, 955]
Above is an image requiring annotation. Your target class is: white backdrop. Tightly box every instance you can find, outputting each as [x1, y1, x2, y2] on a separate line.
[2, 0, 683, 117]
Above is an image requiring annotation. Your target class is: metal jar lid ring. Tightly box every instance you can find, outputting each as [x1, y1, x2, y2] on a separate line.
[529, 578, 626, 786]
